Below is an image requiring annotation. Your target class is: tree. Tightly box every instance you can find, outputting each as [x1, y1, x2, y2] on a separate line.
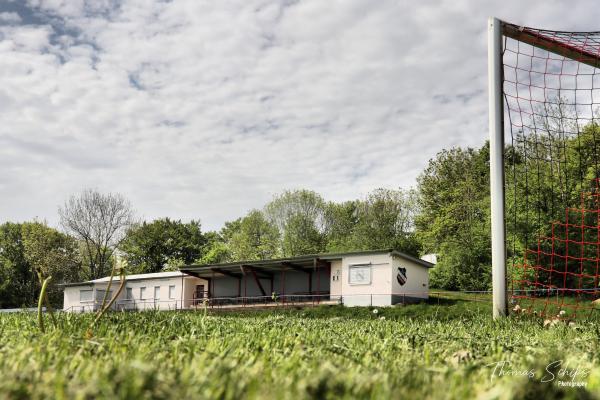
[0, 222, 81, 309]
[350, 188, 421, 255]
[21, 222, 81, 306]
[504, 116, 600, 290]
[59, 189, 135, 280]
[196, 231, 232, 264]
[228, 210, 280, 261]
[324, 201, 358, 252]
[416, 144, 491, 290]
[281, 213, 325, 256]
[0, 223, 32, 308]
[265, 190, 328, 256]
[120, 218, 207, 273]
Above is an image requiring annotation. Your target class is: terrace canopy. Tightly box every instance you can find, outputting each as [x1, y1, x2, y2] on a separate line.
[179, 252, 336, 301]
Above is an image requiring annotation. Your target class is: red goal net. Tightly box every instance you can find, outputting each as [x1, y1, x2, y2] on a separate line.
[512, 180, 600, 318]
[501, 22, 600, 319]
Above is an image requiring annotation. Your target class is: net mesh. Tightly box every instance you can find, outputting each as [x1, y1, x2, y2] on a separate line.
[502, 23, 600, 319]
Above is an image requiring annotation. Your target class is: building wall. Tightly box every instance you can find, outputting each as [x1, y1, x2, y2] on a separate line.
[209, 274, 271, 299]
[181, 276, 209, 308]
[121, 276, 196, 310]
[329, 259, 342, 299]
[337, 253, 394, 307]
[209, 268, 331, 300]
[63, 275, 207, 311]
[273, 268, 330, 298]
[420, 253, 437, 265]
[390, 255, 429, 303]
[211, 276, 241, 298]
[63, 285, 95, 312]
[241, 274, 273, 298]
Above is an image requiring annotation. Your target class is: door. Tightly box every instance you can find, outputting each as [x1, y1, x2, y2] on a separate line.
[196, 285, 205, 302]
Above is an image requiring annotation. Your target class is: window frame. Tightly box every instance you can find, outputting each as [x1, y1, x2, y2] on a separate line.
[140, 287, 147, 300]
[348, 264, 372, 286]
[95, 289, 113, 301]
[79, 289, 93, 302]
[169, 285, 176, 299]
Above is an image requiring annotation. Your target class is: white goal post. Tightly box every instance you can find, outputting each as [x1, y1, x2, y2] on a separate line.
[488, 17, 507, 319]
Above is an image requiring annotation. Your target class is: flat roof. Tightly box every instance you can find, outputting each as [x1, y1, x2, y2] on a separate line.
[61, 250, 433, 287]
[62, 271, 187, 287]
[180, 249, 433, 278]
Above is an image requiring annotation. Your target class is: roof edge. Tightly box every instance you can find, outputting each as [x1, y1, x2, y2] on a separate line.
[390, 250, 434, 268]
[180, 248, 434, 271]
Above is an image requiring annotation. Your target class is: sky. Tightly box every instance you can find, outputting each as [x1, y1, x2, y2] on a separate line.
[1, 0, 599, 231]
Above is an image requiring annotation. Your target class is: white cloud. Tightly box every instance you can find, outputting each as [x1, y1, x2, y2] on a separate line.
[1, 0, 599, 230]
[0, 12, 22, 24]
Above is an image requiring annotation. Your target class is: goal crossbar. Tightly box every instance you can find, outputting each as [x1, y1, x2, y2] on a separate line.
[502, 21, 600, 69]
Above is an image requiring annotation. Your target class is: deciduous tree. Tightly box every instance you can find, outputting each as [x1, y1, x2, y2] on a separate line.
[265, 190, 328, 256]
[120, 218, 207, 273]
[59, 189, 135, 279]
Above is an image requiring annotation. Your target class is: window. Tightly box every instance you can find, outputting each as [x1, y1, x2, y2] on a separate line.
[140, 287, 146, 300]
[80, 289, 93, 302]
[348, 264, 372, 285]
[95, 290, 112, 301]
[154, 286, 160, 300]
[126, 287, 133, 300]
[169, 285, 176, 299]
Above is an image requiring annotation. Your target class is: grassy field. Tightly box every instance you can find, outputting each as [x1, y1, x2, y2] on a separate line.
[1, 294, 600, 399]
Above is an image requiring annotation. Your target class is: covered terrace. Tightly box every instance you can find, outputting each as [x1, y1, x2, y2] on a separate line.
[180, 253, 335, 307]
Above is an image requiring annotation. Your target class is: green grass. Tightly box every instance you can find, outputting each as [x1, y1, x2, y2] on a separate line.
[1, 295, 600, 399]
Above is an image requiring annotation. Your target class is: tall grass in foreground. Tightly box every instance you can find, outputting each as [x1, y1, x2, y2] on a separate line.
[0, 297, 599, 399]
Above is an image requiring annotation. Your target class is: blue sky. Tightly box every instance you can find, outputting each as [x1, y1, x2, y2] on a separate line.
[1, 0, 599, 231]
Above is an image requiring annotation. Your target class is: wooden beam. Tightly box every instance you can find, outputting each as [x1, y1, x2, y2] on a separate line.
[241, 265, 273, 279]
[181, 270, 204, 279]
[211, 268, 242, 279]
[502, 22, 600, 69]
[204, 277, 212, 298]
[248, 267, 267, 296]
[282, 261, 310, 274]
[315, 258, 330, 268]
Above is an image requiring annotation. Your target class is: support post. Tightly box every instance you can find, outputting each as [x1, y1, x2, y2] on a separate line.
[489, 16, 507, 318]
[242, 266, 247, 305]
[316, 259, 320, 304]
[282, 267, 286, 305]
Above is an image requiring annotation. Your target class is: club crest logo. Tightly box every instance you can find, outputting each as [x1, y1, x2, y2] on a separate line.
[397, 267, 407, 286]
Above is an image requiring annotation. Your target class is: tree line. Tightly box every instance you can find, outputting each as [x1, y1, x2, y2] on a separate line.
[3, 120, 597, 307]
[0, 187, 420, 308]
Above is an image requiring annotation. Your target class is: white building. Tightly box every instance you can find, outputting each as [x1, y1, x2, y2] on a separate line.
[62, 271, 208, 312]
[181, 249, 433, 307]
[63, 249, 434, 311]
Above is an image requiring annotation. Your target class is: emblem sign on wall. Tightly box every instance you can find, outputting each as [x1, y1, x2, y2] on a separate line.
[396, 267, 407, 286]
